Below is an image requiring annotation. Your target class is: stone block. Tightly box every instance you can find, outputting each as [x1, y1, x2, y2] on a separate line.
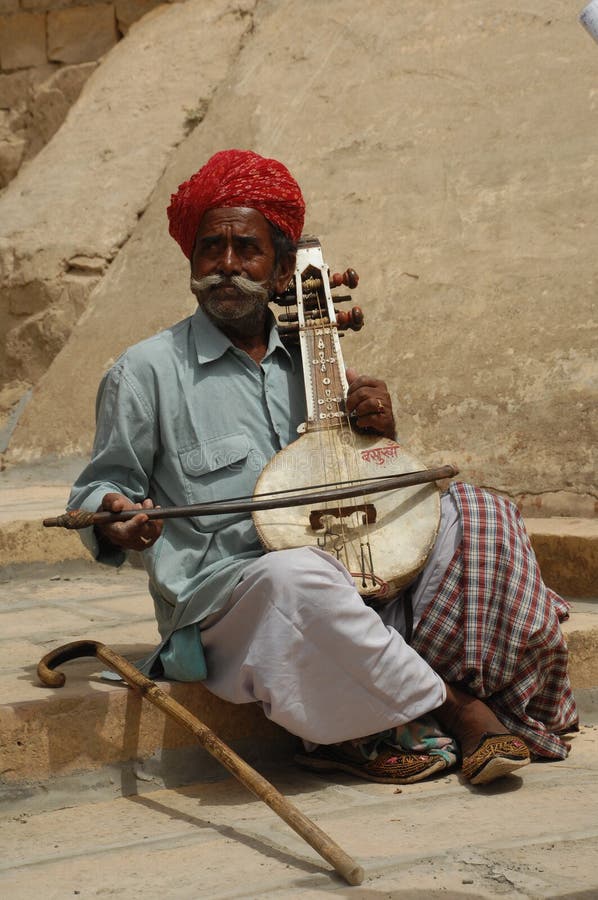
[527, 518, 598, 599]
[115, 0, 163, 35]
[21, 0, 90, 11]
[0, 0, 19, 16]
[0, 12, 47, 70]
[0, 678, 290, 782]
[565, 624, 598, 691]
[22, 0, 63, 10]
[47, 5, 118, 64]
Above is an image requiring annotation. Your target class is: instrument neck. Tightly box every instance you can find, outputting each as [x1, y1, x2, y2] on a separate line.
[294, 242, 350, 431]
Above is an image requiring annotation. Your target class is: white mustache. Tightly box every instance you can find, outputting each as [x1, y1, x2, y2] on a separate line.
[190, 273, 270, 301]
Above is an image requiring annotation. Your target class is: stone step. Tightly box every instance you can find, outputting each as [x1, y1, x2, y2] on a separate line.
[1, 556, 597, 795]
[525, 517, 598, 598]
[0, 560, 294, 791]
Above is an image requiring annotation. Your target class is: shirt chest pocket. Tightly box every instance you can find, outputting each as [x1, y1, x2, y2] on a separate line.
[178, 432, 257, 531]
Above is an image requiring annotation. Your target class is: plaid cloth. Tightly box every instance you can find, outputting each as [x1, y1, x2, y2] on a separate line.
[410, 482, 579, 759]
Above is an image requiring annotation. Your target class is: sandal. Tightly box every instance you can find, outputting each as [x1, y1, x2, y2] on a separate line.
[461, 733, 530, 785]
[295, 742, 451, 785]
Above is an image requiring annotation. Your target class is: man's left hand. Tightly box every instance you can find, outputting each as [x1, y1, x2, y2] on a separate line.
[345, 368, 396, 439]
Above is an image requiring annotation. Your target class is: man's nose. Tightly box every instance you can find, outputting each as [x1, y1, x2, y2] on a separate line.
[217, 243, 242, 276]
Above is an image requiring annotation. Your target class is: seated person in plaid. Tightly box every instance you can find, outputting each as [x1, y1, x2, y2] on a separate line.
[70, 150, 578, 786]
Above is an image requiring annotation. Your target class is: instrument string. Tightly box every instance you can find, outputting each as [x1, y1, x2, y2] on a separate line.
[182, 469, 431, 508]
[331, 275, 379, 590]
[278, 247, 393, 599]
[315, 266, 376, 588]
[310, 276, 352, 570]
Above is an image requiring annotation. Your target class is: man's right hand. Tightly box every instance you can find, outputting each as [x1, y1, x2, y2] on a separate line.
[96, 493, 164, 552]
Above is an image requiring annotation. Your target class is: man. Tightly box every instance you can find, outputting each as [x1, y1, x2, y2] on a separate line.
[70, 149, 577, 786]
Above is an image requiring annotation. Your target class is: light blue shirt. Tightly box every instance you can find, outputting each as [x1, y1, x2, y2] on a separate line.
[69, 306, 306, 676]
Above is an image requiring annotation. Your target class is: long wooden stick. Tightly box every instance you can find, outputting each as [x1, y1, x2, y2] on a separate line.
[37, 640, 364, 886]
[43, 464, 458, 529]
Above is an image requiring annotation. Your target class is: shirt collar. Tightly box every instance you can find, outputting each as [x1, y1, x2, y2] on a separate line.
[191, 305, 295, 369]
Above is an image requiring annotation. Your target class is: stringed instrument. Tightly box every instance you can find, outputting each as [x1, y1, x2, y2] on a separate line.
[252, 237, 446, 603]
[44, 238, 457, 601]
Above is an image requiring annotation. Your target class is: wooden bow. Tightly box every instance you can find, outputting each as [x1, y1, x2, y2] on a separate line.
[43, 464, 458, 529]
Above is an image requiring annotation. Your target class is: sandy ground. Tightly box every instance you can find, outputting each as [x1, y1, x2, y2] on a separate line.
[2, 725, 597, 898]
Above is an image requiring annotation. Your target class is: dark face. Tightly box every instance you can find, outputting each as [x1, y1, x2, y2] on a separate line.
[190, 207, 293, 335]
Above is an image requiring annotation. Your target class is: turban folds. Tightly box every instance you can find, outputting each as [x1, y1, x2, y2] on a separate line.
[167, 149, 305, 259]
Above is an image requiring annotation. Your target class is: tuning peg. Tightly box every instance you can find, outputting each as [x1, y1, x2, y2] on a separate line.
[336, 306, 364, 332]
[330, 268, 359, 290]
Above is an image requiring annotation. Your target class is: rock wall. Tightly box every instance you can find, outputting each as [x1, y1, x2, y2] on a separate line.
[0, 0, 168, 72]
[0, 0, 255, 440]
[0, 1, 177, 189]
[0, 61, 98, 188]
[2, 0, 597, 514]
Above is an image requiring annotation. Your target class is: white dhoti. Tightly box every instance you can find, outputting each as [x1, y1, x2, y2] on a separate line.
[200, 496, 460, 745]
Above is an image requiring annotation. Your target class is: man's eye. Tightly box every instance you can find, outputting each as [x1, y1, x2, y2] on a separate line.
[237, 242, 260, 256]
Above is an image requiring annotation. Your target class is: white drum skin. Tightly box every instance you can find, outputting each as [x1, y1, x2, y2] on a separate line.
[253, 431, 440, 601]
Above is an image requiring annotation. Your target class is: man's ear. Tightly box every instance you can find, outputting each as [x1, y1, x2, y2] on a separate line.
[273, 252, 296, 295]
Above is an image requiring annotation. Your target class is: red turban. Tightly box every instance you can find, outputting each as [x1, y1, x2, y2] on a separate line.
[167, 149, 305, 259]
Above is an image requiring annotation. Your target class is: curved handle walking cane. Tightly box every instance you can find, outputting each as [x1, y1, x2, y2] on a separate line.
[37, 640, 364, 886]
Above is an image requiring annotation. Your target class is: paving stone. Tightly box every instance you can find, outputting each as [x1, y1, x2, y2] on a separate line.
[0, 727, 597, 897]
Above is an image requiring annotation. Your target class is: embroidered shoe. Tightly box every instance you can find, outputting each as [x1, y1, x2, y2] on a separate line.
[461, 733, 531, 785]
[295, 742, 451, 785]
